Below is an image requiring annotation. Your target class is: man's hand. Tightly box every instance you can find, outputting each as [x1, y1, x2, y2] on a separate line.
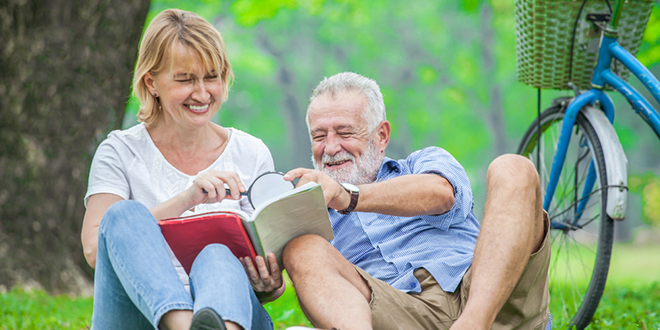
[284, 168, 351, 212]
[240, 253, 285, 303]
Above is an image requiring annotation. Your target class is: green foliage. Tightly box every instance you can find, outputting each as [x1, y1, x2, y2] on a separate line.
[629, 173, 660, 228]
[126, 0, 660, 216]
[637, 4, 660, 68]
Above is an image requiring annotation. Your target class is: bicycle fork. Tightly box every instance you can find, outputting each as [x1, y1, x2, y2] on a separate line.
[546, 91, 628, 230]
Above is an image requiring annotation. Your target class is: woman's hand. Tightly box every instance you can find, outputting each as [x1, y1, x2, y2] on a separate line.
[240, 253, 286, 303]
[186, 170, 246, 207]
[152, 170, 247, 221]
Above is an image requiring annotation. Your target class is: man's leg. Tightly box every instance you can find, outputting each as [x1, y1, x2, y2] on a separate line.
[451, 154, 545, 330]
[283, 234, 373, 330]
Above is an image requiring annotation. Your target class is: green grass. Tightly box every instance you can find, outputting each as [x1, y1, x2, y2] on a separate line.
[0, 287, 93, 330]
[1, 244, 658, 329]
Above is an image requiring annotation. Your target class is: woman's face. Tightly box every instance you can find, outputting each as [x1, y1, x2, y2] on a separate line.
[145, 42, 224, 130]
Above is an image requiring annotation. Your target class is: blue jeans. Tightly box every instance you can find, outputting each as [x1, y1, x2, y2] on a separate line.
[91, 200, 273, 330]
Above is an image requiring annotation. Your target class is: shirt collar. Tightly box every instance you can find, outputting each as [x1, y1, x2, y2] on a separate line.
[376, 156, 401, 181]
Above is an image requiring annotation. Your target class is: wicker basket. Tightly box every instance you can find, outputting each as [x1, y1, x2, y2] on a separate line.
[515, 0, 654, 90]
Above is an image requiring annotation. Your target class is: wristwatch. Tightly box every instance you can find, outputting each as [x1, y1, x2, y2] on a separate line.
[338, 183, 360, 215]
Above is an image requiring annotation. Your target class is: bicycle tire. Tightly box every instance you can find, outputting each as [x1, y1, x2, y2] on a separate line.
[517, 103, 614, 330]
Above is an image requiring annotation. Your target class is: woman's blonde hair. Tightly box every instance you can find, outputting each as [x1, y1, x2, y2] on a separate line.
[132, 9, 234, 126]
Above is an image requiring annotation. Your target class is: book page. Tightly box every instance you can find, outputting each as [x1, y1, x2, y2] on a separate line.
[252, 184, 333, 270]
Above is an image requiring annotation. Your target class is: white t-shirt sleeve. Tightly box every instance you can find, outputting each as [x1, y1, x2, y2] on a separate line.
[238, 138, 276, 213]
[84, 138, 131, 207]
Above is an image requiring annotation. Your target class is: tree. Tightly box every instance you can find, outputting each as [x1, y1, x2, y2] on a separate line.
[0, 0, 150, 294]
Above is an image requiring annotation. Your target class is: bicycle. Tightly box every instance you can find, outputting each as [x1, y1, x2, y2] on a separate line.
[514, 0, 660, 329]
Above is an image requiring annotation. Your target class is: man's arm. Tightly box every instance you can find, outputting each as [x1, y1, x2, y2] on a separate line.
[284, 169, 454, 217]
[356, 173, 454, 217]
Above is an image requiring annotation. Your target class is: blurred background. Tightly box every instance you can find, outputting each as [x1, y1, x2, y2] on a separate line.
[1, 0, 658, 296]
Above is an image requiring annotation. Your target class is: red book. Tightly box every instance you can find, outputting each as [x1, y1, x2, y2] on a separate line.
[159, 182, 333, 273]
[159, 211, 258, 274]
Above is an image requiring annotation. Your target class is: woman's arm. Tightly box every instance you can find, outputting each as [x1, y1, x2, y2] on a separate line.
[82, 170, 248, 268]
[81, 193, 124, 268]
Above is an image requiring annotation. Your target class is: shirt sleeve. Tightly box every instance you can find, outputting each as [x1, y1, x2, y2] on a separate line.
[406, 147, 474, 230]
[84, 139, 131, 207]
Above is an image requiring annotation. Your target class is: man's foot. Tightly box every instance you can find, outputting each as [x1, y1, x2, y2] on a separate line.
[190, 307, 226, 330]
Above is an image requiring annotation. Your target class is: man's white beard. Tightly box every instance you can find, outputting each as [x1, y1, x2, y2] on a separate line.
[312, 139, 383, 185]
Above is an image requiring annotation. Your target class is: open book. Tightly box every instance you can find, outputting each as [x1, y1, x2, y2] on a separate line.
[159, 182, 333, 273]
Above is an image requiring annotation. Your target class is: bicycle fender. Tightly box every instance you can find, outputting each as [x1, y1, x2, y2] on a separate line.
[583, 106, 628, 220]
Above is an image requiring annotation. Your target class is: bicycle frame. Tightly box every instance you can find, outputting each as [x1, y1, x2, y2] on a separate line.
[544, 2, 660, 226]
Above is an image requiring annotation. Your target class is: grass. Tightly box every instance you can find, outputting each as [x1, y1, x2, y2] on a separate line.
[1, 244, 658, 329]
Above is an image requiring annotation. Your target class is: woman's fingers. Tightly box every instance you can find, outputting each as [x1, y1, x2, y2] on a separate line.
[241, 255, 282, 292]
[209, 170, 245, 200]
[241, 257, 260, 284]
[194, 171, 246, 203]
[267, 253, 281, 282]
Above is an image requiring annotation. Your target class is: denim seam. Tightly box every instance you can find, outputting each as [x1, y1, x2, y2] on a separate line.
[154, 302, 194, 329]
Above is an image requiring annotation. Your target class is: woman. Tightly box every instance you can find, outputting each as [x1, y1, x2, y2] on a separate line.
[81, 9, 284, 330]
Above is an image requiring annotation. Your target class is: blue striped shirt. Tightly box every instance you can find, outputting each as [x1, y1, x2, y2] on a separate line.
[329, 147, 480, 293]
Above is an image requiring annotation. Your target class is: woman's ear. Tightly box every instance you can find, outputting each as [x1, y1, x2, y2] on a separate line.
[143, 73, 156, 95]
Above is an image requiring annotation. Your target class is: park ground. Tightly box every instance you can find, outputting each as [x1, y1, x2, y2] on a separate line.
[0, 242, 658, 330]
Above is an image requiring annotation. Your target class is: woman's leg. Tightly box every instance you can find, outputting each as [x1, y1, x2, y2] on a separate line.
[92, 200, 193, 329]
[189, 244, 273, 330]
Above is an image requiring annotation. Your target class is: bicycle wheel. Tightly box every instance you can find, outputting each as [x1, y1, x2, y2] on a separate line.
[517, 102, 614, 330]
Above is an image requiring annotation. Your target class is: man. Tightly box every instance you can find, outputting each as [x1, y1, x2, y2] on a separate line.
[282, 72, 550, 330]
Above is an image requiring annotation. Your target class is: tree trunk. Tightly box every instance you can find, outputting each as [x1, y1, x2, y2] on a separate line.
[479, 3, 509, 157]
[0, 0, 150, 295]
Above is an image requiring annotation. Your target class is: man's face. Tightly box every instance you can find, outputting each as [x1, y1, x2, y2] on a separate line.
[307, 91, 384, 184]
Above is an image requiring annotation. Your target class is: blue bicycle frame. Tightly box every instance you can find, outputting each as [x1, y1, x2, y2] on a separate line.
[544, 1, 660, 226]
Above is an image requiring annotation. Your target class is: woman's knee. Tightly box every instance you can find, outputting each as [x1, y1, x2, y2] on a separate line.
[193, 244, 242, 272]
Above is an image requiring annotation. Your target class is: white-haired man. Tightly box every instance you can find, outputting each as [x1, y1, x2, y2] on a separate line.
[281, 72, 551, 330]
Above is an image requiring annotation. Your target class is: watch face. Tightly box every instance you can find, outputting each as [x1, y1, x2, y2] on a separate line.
[341, 183, 359, 192]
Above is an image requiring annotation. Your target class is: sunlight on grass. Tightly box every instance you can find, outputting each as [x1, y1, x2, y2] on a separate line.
[0, 244, 657, 329]
[548, 243, 660, 329]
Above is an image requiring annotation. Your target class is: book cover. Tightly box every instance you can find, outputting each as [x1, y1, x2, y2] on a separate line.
[159, 211, 258, 274]
[159, 182, 333, 273]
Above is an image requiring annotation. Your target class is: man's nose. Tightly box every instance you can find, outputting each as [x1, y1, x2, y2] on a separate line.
[324, 132, 342, 156]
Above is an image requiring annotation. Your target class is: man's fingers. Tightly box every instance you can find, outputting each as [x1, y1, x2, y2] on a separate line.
[283, 168, 310, 182]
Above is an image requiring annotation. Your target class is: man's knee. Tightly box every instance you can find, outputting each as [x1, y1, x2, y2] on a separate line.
[283, 234, 333, 273]
[487, 154, 540, 190]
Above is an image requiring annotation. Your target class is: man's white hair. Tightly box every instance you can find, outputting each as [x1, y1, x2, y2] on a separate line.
[306, 72, 386, 133]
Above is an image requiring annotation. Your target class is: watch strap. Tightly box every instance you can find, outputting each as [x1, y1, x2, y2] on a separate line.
[338, 186, 359, 215]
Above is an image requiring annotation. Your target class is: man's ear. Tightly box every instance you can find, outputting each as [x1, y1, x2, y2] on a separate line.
[376, 120, 390, 152]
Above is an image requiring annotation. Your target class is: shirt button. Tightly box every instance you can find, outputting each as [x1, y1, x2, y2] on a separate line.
[410, 282, 416, 288]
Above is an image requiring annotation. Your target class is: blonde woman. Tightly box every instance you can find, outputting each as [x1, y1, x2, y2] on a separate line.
[81, 9, 283, 330]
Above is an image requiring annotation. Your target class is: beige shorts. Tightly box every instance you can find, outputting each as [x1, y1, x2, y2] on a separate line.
[354, 213, 551, 330]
